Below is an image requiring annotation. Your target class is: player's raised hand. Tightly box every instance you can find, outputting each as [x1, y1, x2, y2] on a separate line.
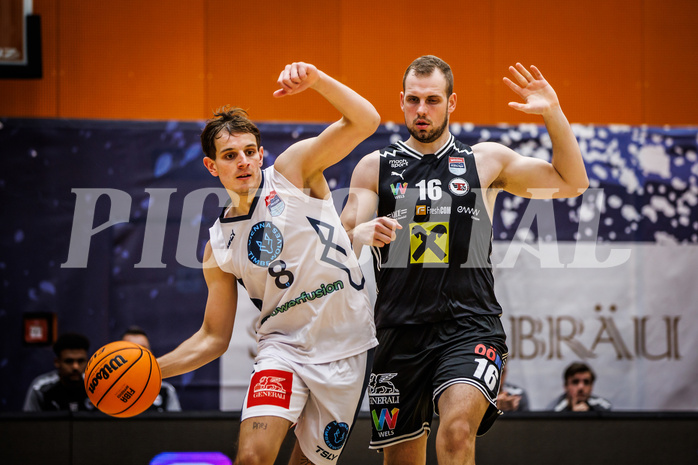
[273, 62, 320, 98]
[503, 63, 560, 116]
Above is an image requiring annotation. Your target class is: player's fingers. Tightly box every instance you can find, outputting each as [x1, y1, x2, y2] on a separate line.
[296, 62, 308, 81]
[289, 63, 302, 84]
[373, 225, 396, 244]
[502, 77, 522, 95]
[529, 64, 544, 80]
[515, 62, 534, 82]
[508, 65, 528, 87]
[375, 232, 394, 246]
[378, 217, 403, 230]
[278, 65, 293, 91]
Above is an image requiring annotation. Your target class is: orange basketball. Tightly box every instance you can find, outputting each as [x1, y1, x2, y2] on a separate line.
[84, 340, 162, 418]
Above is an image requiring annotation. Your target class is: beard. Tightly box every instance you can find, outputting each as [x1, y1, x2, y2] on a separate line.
[406, 115, 449, 144]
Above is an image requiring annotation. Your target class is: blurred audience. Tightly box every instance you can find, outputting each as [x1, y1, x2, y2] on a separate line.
[497, 362, 530, 412]
[23, 332, 95, 412]
[547, 362, 612, 412]
[121, 325, 181, 412]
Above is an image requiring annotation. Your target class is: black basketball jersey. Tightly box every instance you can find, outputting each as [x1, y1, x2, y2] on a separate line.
[373, 134, 502, 328]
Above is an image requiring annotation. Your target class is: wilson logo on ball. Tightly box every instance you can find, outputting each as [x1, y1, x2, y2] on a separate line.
[85, 340, 162, 418]
[88, 355, 128, 394]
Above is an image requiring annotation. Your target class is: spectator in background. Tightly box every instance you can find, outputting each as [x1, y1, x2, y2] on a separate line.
[23, 332, 95, 412]
[497, 363, 530, 412]
[121, 326, 181, 412]
[548, 362, 612, 412]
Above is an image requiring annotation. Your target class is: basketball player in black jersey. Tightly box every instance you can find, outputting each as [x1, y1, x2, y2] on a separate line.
[341, 56, 588, 465]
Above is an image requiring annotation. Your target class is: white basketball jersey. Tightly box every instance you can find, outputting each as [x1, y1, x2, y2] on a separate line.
[209, 167, 377, 364]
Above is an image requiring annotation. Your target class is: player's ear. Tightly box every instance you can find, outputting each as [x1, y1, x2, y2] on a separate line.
[400, 91, 405, 112]
[203, 156, 219, 177]
[258, 146, 264, 166]
[448, 92, 457, 115]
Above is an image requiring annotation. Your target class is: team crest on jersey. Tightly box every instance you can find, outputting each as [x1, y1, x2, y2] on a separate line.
[323, 421, 349, 450]
[247, 221, 283, 267]
[449, 157, 466, 175]
[265, 190, 285, 217]
[448, 178, 470, 196]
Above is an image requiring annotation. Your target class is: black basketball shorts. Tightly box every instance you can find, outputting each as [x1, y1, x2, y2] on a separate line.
[367, 315, 508, 449]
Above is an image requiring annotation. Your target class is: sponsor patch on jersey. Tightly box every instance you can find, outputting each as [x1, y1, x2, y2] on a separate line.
[247, 369, 293, 409]
[448, 157, 466, 175]
[391, 169, 406, 180]
[390, 182, 408, 199]
[387, 208, 408, 221]
[247, 221, 283, 267]
[409, 222, 449, 264]
[389, 158, 409, 169]
[265, 190, 285, 217]
[323, 421, 350, 450]
[368, 373, 400, 397]
[448, 177, 470, 196]
[372, 408, 400, 436]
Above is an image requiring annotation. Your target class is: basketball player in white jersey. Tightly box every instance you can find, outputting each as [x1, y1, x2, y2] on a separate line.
[157, 62, 380, 465]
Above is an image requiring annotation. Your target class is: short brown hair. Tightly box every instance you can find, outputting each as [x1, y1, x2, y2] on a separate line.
[564, 362, 596, 384]
[200, 106, 261, 159]
[402, 55, 454, 97]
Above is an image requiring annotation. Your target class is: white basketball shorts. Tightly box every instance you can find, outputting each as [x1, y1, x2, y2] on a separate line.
[241, 349, 373, 465]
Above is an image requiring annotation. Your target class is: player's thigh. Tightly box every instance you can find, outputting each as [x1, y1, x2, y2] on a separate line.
[383, 434, 428, 465]
[237, 415, 293, 464]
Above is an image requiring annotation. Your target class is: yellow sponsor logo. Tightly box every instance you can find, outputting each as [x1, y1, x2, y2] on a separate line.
[409, 222, 449, 264]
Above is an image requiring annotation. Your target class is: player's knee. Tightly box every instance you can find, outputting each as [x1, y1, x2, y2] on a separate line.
[235, 447, 275, 465]
[438, 417, 476, 452]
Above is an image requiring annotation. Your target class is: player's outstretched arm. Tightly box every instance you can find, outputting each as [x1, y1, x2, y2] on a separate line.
[489, 63, 588, 199]
[273, 62, 380, 189]
[157, 242, 238, 379]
